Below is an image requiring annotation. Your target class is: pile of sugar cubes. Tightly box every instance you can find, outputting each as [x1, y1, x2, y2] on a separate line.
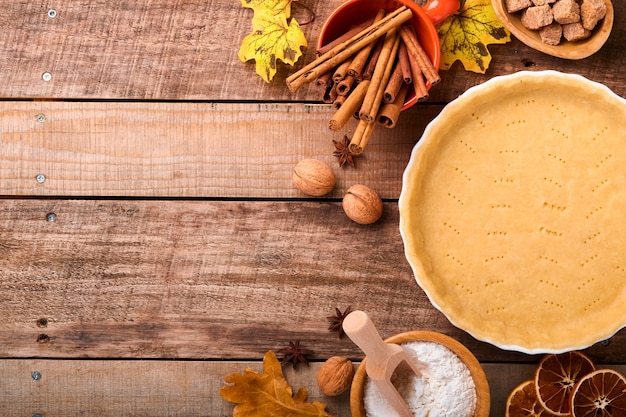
[505, 0, 607, 45]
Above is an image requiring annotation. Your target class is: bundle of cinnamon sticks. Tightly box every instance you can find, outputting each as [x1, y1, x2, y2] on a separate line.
[286, 6, 440, 155]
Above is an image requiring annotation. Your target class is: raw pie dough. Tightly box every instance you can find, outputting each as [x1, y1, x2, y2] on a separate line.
[399, 71, 626, 353]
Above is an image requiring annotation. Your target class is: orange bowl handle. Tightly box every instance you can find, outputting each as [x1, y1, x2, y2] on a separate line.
[422, 0, 460, 25]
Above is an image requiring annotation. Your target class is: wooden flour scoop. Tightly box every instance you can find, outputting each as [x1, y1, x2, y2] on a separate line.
[343, 310, 422, 417]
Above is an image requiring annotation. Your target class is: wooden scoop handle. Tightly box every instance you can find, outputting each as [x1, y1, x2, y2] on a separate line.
[343, 310, 399, 366]
[343, 310, 417, 417]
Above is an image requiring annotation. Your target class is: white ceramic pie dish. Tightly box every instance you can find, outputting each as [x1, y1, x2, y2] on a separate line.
[399, 70, 626, 354]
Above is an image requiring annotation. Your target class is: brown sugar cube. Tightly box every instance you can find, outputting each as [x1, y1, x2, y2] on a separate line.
[563, 22, 591, 40]
[552, 0, 581, 24]
[506, 0, 533, 12]
[532, 0, 556, 5]
[581, 0, 607, 30]
[540, 22, 563, 45]
[521, 5, 554, 30]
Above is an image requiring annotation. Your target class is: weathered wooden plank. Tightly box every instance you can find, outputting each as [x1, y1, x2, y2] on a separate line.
[0, 359, 351, 417]
[1, 198, 625, 362]
[0, 0, 326, 100]
[0, 359, 624, 416]
[1, 0, 624, 101]
[0, 101, 438, 198]
[0, 199, 456, 360]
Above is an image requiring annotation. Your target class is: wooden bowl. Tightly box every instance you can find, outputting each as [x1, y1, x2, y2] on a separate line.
[491, 0, 614, 59]
[350, 330, 490, 417]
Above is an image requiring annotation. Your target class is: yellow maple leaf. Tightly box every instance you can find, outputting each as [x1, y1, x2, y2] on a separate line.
[241, 0, 292, 15]
[239, 0, 308, 83]
[220, 350, 333, 417]
[437, 0, 511, 73]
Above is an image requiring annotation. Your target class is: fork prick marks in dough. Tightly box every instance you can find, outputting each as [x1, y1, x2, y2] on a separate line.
[586, 206, 603, 219]
[538, 226, 563, 238]
[446, 192, 464, 206]
[590, 125, 610, 142]
[543, 176, 563, 188]
[458, 138, 477, 154]
[445, 252, 464, 267]
[442, 221, 461, 236]
[594, 153, 612, 168]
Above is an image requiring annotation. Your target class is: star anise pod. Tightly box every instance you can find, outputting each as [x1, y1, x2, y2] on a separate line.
[278, 340, 313, 369]
[327, 305, 352, 338]
[333, 136, 356, 168]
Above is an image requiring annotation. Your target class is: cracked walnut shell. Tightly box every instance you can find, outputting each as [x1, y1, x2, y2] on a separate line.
[342, 184, 383, 224]
[317, 356, 355, 396]
[292, 159, 336, 196]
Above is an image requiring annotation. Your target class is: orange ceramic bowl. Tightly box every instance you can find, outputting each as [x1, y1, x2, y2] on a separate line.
[316, 0, 459, 111]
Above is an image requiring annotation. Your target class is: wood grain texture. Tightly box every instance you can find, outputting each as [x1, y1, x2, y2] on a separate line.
[0, 0, 324, 100]
[0, 359, 625, 416]
[0, 198, 460, 360]
[0, 101, 437, 198]
[1, 198, 625, 363]
[0, 359, 350, 416]
[1, 1, 625, 414]
[0, 0, 624, 101]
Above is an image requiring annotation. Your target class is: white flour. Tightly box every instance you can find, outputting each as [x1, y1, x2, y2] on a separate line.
[363, 341, 476, 417]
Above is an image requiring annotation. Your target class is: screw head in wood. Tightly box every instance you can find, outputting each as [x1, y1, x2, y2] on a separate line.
[48, 9, 57, 18]
[36, 114, 46, 123]
[36, 174, 46, 183]
[42, 72, 52, 82]
[46, 213, 57, 222]
[32, 371, 41, 380]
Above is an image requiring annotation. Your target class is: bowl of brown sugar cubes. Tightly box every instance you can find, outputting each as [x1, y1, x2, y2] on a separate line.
[492, 0, 613, 59]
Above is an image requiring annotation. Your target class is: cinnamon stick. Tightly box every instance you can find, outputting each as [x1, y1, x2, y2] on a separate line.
[362, 39, 383, 81]
[399, 25, 440, 86]
[315, 71, 332, 88]
[383, 59, 404, 103]
[398, 42, 412, 84]
[322, 81, 338, 104]
[333, 94, 347, 110]
[286, 7, 413, 92]
[337, 74, 356, 95]
[349, 119, 376, 155]
[406, 47, 429, 102]
[359, 30, 400, 122]
[347, 39, 377, 79]
[378, 84, 409, 128]
[333, 59, 352, 83]
[346, 10, 386, 79]
[315, 19, 374, 57]
[329, 79, 370, 132]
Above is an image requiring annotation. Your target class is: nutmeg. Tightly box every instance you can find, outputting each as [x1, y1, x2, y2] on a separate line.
[342, 184, 383, 224]
[317, 356, 355, 396]
[292, 159, 336, 197]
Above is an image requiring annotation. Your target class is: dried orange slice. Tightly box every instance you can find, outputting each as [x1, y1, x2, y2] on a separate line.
[535, 351, 596, 416]
[506, 380, 560, 417]
[571, 369, 626, 417]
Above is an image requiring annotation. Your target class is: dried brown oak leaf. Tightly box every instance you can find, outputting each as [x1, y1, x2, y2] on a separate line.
[220, 350, 332, 417]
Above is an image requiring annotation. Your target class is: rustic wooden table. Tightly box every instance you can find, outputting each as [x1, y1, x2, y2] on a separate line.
[0, 1, 624, 416]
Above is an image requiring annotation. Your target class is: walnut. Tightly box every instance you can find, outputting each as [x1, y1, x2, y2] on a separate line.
[316, 356, 355, 396]
[292, 159, 336, 197]
[342, 184, 383, 224]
